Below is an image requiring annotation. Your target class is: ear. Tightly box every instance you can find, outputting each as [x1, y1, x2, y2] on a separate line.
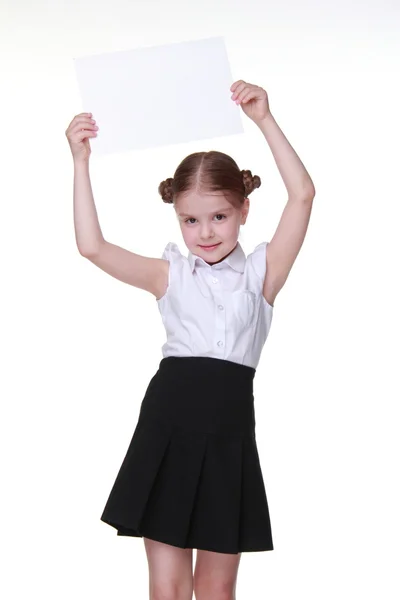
[240, 197, 250, 225]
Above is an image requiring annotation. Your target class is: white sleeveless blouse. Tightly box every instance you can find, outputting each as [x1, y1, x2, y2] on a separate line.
[156, 241, 274, 369]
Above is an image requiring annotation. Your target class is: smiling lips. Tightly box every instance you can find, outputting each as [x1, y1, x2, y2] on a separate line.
[199, 242, 221, 250]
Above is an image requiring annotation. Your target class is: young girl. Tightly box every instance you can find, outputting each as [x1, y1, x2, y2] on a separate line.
[66, 79, 315, 600]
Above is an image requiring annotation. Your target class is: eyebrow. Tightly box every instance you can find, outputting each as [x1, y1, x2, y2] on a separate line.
[178, 207, 234, 218]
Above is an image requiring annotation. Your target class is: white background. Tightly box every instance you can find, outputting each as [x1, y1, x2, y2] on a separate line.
[1, 1, 399, 599]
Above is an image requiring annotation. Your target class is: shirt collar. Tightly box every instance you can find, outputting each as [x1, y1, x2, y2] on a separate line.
[188, 242, 246, 273]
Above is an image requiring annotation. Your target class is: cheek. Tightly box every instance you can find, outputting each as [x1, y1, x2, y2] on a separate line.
[180, 225, 196, 245]
[225, 217, 241, 237]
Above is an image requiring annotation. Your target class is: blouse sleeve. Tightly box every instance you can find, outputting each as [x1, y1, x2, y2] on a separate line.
[157, 242, 183, 304]
[247, 241, 269, 281]
[161, 242, 182, 263]
[247, 241, 274, 310]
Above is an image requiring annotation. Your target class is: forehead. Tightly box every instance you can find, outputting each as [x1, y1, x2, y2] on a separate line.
[175, 192, 234, 216]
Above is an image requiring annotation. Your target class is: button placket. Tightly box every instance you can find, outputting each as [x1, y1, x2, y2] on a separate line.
[210, 271, 226, 354]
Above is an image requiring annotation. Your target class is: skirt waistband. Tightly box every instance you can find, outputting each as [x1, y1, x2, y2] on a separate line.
[138, 356, 257, 436]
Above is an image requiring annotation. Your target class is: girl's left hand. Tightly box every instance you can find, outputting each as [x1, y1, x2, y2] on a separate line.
[230, 80, 270, 124]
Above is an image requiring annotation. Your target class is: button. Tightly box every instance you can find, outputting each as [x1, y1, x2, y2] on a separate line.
[212, 277, 218, 283]
[217, 340, 224, 347]
[218, 305, 224, 311]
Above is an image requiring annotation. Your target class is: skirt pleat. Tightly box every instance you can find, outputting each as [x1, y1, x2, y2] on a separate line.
[100, 356, 274, 554]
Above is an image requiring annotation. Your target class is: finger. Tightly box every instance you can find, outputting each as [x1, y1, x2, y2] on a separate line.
[239, 90, 257, 104]
[232, 81, 247, 100]
[74, 130, 98, 142]
[66, 117, 96, 135]
[71, 114, 96, 126]
[66, 124, 98, 141]
[230, 80, 245, 93]
[66, 114, 92, 127]
[235, 86, 256, 104]
[231, 80, 248, 97]
[233, 83, 256, 103]
[74, 123, 98, 134]
[74, 116, 96, 126]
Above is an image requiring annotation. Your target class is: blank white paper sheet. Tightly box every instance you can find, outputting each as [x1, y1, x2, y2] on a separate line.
[73, 36, 243, 156]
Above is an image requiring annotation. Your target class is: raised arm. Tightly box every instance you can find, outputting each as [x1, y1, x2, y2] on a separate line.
[230, 82, 315, 307]
[66, 114, 168, 299]
[256, 112, 315, 307]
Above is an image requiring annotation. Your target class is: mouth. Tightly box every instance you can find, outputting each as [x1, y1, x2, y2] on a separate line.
[199, 242, 222, 251]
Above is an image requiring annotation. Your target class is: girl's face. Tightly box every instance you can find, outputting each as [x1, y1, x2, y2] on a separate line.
[175, 191, 249, 264]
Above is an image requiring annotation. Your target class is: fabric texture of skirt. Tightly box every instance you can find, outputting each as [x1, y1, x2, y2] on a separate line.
[100, 356, 274, 554]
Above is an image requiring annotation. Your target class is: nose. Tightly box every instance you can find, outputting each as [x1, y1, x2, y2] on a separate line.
[199, 222, 215, 240]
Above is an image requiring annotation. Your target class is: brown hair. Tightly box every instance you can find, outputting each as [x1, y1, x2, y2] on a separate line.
[158, 151, 261, 208]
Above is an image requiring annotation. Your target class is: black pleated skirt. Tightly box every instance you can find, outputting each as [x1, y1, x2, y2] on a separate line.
[100, 356, 274, 554]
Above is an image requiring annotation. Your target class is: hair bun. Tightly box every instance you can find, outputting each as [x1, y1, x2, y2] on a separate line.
[158, 178, 174, 204]
[241, 169, 261, 196]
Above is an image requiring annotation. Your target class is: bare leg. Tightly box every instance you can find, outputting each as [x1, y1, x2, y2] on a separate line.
[193, 549, 241, 600]
[144, 537, 194, 600]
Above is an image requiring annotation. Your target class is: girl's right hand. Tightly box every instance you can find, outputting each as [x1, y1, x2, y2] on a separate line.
[65, 113, 98, 162]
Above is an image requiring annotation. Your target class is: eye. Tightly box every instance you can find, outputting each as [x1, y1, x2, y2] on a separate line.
[183, 214, 226, 224]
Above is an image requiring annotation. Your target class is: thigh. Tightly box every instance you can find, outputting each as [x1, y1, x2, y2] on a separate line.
[144, 537, 193, 599]
[194, 549, 241, 599]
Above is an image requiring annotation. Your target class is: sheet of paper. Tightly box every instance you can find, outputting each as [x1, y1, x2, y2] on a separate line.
[73, 37, 243, 156]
